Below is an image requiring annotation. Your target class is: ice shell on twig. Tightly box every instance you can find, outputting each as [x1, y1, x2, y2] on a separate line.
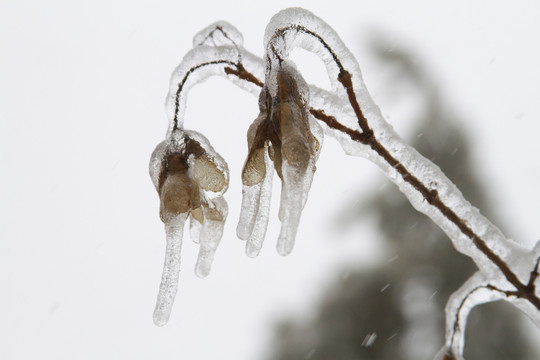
[193, 21, 244, 48]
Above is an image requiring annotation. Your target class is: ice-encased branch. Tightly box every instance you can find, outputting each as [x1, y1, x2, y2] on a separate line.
[153, 10, 540, 356]
[263, 7, 540, 357]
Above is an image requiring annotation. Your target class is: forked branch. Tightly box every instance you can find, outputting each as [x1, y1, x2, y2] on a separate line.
[149, 7, 540, 358]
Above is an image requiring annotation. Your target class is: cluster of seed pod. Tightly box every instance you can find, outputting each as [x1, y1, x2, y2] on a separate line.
[238, 61, 322, 257]
[149, 58, 321, 326]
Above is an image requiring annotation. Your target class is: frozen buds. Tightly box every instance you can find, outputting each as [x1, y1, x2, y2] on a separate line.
[149, 129, 229, 326]
[237, 61, 323, 257]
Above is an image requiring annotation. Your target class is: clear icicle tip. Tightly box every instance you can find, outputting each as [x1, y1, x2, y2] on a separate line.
[153, 214, 187, 327]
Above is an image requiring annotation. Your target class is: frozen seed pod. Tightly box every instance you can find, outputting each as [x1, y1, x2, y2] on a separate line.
[238, 61, 322, 257]
[149, 129, 229, 326]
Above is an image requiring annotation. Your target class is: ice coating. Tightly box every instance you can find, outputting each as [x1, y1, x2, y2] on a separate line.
[240, 142, 273, 258]
[435, 271, 504, 359]
[264, 6, 530, 281]
[150, 9, 540, 346]
[272, 62, 318, 255]
[153, 213, 187, 327]
[303, 116, 322, 205]
[150, 128, 229, 325]
[189, 215, 201, 244]
[264, 7, 364, 95]
[272, 66, 313, 254]
[193, 21, 244, 48]
[276, 160, 305, 256]
[238, 60, 320, 256]
[149, 140, 167, 191]
[260, 7, 540, 355]
[165, 46, 262, 132]
[195, 197, 228, 277]
[237, 99, 275, 256]
[237, 185, 260, 239]
[187, 129, 229, 197]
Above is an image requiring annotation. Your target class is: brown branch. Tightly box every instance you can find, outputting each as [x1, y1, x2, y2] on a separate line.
[333, 63, 534, 303]
[224, 64, 264, 88]
[275, 23, 540, 309]
[173, 60, 237, 130]
[281, 26, 540, 309]
[271, 24, 345, 74]
[337, 66, 540, 309]
[309, 109, 364, 142]
[452, 285, 483, 343]
[176, 41, 539, 309]
[528, 256, 540, 288]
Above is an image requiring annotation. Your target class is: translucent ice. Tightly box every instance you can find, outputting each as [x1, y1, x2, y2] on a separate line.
[237, 97, 274, 256]
[259, 8, 540, 356]
[165, 46, 262, 132]
[238, 61, 320, 256]
[195, 197, 228, 277]
[276, 160, 305, 255]
[240, 142, 273, 258]
[153, 213, 187, 327]
[151, 9, 540, 345]
[150, 128, 229, 325]
[437, 272, 504, 358]
[193, 21, 244, 48]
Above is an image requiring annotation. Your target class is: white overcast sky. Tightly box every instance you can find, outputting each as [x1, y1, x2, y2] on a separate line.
[1, 1, 540, 359]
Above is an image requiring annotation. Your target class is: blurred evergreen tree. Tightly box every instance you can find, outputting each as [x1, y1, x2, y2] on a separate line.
[267, 36, 538, 360]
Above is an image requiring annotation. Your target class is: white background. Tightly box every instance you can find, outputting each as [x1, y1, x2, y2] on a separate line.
[1, 1, 540, 359]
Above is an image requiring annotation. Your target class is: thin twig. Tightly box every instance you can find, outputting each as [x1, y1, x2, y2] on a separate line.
[268, 24, 540, 310]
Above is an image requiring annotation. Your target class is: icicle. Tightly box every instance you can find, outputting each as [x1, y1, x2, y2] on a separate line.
[237, 136, 274, 257]
[276, 160, 305, 256]
[245, 142, 273, 257]
[153, 213, 188, 326]
[237, 183, 262, 240]
[149, 128, 229, 325]
[237, 60, 320, 256]
[195, 197, 228, 278]
[272, 62, 317, 255]
[237, 109, 269, 241]
[189, 215, 202, 244]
